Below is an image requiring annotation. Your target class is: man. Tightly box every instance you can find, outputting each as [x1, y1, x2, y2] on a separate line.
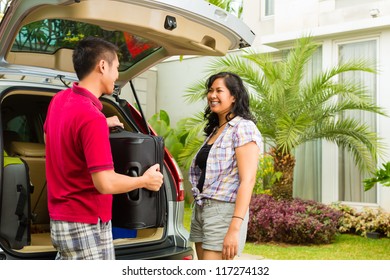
[44, 37, 163, 260]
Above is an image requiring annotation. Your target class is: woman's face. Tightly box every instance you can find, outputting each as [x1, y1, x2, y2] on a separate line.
[207, 77, 235, 117]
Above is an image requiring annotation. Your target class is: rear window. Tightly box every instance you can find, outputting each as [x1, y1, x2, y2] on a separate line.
[11, 19, 161, 72]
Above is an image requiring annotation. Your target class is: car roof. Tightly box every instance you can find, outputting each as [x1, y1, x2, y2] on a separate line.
[0, 0, 255, 87]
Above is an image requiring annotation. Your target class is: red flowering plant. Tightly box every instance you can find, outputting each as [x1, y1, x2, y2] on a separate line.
[248, 194, 343, 244]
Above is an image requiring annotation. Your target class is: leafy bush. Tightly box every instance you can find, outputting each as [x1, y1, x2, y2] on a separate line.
[253, 154, 282, 195]
[148, 110, 186, 160]
[331, 203, 390, 238]
[248, 194, 343, 244]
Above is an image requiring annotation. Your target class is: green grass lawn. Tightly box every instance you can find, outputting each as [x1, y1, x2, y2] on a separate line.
[184, 206, 390, 260]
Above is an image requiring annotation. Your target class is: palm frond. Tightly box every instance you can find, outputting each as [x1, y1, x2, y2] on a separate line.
[285, 36, 320, 92]
[175, 113, 206, 169]
[301, 118, 387, 172]
[185, 53, 270, 104]
[208, 54, 268, 98]
[275, 113, 314, 154]
[182, 113, 206, 143]
[205, 0, 230, 10]
[303, 59, 376, 103]
[178, 137, 204, 169]
[184, 78, 207, 103]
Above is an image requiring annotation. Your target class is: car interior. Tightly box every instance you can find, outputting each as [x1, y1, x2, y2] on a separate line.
[1, 89, 165, 254]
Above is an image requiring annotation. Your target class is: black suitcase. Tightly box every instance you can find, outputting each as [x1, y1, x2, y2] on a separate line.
[0, 155, 31, 249]
[109, 128, 166, 229]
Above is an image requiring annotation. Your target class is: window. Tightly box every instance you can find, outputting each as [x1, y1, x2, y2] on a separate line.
[293, 47, 323, 201]
[262, 0, 274, 17]
[338, 39, 377, 203]
[5, 115, 36, 142]
[11, 19, 161, 72]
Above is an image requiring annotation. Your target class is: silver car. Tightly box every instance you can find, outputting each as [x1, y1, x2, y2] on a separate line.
[0, 0, 254, 260]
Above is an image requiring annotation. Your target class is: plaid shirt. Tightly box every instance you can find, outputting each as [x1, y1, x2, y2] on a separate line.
[189, 116, 262, 204]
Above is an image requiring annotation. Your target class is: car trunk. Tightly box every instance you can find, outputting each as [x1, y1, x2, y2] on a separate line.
[0, 87, 172, 256]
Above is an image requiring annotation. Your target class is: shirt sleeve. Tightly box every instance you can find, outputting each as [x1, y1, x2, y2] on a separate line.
[232, 120, 263, 151]
[80, 115, 114, 173]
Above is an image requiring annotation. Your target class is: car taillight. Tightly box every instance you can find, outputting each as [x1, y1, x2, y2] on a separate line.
[170, 156, 185, 202]
[177, 179, 185, 202]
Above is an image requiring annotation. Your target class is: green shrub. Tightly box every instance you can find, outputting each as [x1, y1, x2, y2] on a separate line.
[331, 203, 390, 238]
[148, 109, 185, 160]
[253, 154, 282, 195]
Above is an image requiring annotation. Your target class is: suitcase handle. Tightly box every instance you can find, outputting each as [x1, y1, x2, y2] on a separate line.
[128, 168, 138, 177]
[110, 126, 124, 133]
[126, 168, 140, 201]
[127, 189, 140, 201]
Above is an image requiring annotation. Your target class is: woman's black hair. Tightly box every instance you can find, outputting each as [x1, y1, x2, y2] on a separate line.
[203, 72, 254, 136]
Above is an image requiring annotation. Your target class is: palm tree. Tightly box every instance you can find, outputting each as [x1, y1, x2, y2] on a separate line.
[205, 0, 243, 18]
[181, 36, 387, 200]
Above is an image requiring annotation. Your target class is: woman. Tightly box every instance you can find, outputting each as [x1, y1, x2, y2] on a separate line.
[189, 72, 262, 260]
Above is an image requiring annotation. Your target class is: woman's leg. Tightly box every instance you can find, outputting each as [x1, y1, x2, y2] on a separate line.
[195, 242, 204, 260]
[202, 249, 223, 260]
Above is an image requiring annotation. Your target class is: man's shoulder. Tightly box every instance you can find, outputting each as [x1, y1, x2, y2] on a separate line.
[52, 88, 103, 120]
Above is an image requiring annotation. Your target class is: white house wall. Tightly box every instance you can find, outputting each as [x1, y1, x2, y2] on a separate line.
[155, 56, 212, 127]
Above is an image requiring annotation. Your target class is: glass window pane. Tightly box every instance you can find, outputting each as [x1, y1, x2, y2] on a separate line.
[338, 40, 377, 203]
[11, 19, 161, 72]
[293, 47, 323, 201]
[265, 0, 274, 16]
[6, 115, 35, 142]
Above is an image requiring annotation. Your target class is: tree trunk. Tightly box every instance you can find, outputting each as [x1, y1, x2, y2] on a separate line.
[269, 147, 296, 200]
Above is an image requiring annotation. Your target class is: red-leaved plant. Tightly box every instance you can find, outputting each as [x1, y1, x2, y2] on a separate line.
[248, 194, 343, 244]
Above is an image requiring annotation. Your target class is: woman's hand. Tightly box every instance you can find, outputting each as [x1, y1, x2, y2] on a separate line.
[222, 224, 240, 260]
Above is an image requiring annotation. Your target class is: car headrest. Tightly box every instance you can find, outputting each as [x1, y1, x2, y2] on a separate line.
[10, 141, 46, 157]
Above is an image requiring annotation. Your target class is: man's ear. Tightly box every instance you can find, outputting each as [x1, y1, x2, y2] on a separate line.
[98, 60, 105, 73]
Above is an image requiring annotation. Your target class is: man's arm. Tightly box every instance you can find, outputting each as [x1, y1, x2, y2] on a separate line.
[91, 163, 163, 194]
[106, 116, 124, 128]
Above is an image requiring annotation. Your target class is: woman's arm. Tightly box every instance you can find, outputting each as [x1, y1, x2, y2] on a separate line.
[222, 141, 260, 260]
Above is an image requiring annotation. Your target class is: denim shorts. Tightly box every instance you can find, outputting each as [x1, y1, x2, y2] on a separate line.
[189, 199, 248, 255]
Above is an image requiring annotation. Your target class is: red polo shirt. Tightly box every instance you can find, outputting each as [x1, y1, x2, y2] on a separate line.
[44, 83, 114, 224]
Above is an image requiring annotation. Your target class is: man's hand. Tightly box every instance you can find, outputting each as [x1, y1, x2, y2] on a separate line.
[143, 164, 163, 191]
[107, 116, 124, 128]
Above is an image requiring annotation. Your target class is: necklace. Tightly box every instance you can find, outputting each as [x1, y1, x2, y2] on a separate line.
[212, 120, 229, 136]
[218, 120, 229, 128]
